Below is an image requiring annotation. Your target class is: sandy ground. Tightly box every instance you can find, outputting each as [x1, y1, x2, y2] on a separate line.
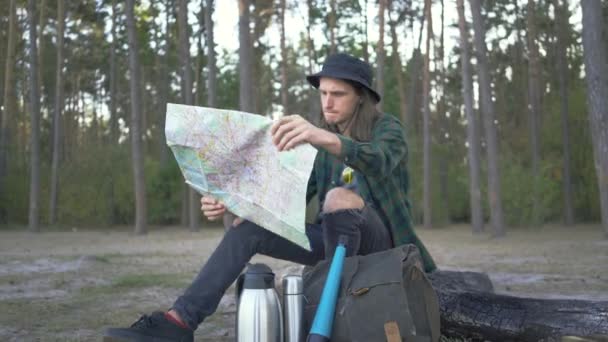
[0, 223, 606, 341]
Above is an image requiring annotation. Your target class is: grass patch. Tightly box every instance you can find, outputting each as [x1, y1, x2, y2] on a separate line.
[112, 273, 190, 289]
[75, 273, 191, 298]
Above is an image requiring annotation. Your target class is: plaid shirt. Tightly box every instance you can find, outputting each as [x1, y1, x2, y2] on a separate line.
[307, 113, 437, 272]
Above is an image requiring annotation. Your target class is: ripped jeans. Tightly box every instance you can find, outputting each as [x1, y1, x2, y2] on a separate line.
[172, 204, 393, 330]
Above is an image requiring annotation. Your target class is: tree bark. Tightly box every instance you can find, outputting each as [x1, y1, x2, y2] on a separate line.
[422, 0, 433, 229]
[158, 0, 172, 167]
[554, 0, 574, 226]
[387, 0, 407, 126]
[581, 0, 608, 238]
[37, 0, 47, 98]
[126, 0, 148, 235]
[375, 0, 386, 111]
[362, 0, 369, 63]
[406, 9, 426, 134]
[428, 271, 608, 340]
[49, 0, 65, 225]
[0, 0, 18, 215]
[329, 0, 336, 55]
[178, 0, 199, 232]
[108, 0, 119, 225]
[437, 0, 450, 225]
[28, 0, 42, 232]
[194, 3, 204, 108]
[238, 0, 254, 113]
[109, 0, 119, 144]
[456, 0, 484, 234]
[527, 0, 542, 226]
[205, 0, 217, 108]
[228, 0, 255, 229]
[279, 0, 288, 115]
[305, 0, 319, 123]
[469, 0, 506, 238]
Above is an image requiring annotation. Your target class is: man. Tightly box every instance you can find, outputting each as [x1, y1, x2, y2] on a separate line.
[104, 53, 436, 342]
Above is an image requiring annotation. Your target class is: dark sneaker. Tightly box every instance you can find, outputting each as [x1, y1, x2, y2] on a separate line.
[103, 311, 194, 342]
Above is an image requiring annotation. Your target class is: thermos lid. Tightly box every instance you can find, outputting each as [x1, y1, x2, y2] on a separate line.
[242, 263, 275, 289]
[282, 275, 303, 295]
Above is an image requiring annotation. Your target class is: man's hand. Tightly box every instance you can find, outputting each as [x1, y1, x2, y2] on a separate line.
[201, 196, 244, 226]
[271, 115, 322, 151]
[200, 196, 226, 221]
[271, 115, 342, 155]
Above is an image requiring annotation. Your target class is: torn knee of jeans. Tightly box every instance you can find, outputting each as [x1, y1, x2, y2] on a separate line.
[322, 187, 364, 213]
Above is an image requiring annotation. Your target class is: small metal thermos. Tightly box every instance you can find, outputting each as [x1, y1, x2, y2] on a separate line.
[236, 263, 283, 342]
[283, 275, 304, 342]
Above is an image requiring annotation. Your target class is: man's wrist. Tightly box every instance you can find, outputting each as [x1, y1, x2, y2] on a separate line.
[313, 128, 342, 156]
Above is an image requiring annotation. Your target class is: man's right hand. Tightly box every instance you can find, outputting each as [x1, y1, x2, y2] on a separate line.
[200, 196, 226, 221]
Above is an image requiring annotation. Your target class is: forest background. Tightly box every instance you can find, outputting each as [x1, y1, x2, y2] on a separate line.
[1, 0, 608, 239]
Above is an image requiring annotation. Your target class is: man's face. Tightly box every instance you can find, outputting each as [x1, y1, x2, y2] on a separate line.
[319, 77, 360, 127]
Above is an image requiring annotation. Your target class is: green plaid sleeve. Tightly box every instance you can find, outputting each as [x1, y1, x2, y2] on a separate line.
[335, 115, 407, 177]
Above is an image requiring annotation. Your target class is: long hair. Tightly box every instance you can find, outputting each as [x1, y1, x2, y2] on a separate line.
[318, 82, 382, 142]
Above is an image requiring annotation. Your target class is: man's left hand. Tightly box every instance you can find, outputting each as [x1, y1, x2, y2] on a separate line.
[271, 115, 322, 151]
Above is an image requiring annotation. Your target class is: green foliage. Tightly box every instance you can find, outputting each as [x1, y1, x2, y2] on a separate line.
[2, 0, 605, 231]
[499, 156, 562, 226]
[0, 160, 30, 223]
[57, 141, 131, 225]
[146, 159, 183, 224]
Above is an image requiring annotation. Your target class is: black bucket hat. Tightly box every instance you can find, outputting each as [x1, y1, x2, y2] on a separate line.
[306, 53, 381, 103]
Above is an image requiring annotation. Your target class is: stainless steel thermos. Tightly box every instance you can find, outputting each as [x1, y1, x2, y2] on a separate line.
[283, 275, 304, 342]
[236, 263, 283, 342]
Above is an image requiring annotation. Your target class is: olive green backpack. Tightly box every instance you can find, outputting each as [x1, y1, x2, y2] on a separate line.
[302, 244, 440, 342]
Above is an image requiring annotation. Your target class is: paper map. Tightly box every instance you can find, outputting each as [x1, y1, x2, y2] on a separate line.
[165, 103, 317, 250]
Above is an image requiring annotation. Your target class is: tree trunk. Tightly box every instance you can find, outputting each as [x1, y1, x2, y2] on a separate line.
[228, 0, 254, 229]
[0, 0, 18, 217]
[126, 0, 148, 235]
[387, 0, 407, 126]
[28, 0, 41, 232]
[238, 0, 254, 113]
[513, 0, 527, 133]
[527, 0, 542, 226]
[178, 0, 199, 232]
[431, 274, 608, 340]
[406, 10, 426, 134]
[49, 0, 65, 225]
[305, 0, 319, 123]
[581, 0, 608, 238]
[205, 0, 217, 109]
[362, 0, 369, 63]
[158, 0, 172, 167]
[108, 0, 118, 225]
[437, 0, 450, 225]
[279, 0, 288, 115]
[422, 0, 433, 229]
[469, 0, 506, 238]
[329, 0, 336, 55]
[554, 0, 574, 226]
[37, 0, 47, 98]
[428, 271, 608, 340]
[194, 4, 203, 108]
[456, 0, 484, 234]
[375, 0, 386, 111]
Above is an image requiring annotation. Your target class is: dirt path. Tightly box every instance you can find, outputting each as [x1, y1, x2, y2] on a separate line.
[0, 224, 606, 341]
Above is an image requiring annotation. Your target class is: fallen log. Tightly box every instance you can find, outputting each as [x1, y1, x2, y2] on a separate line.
[428, 270, 608, 341]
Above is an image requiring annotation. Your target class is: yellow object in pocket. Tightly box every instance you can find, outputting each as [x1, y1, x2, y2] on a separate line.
[342, 166, 354, 184]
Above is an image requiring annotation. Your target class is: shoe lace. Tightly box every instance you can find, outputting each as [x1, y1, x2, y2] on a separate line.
[130, 314, 156, 329]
